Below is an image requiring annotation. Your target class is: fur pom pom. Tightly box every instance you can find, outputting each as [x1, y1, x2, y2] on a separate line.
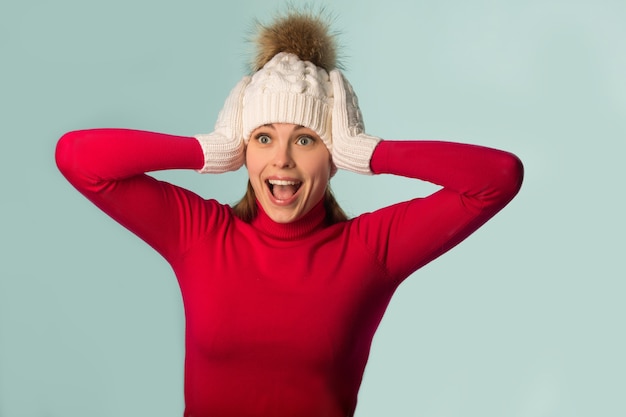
[252, 7, 339, 72]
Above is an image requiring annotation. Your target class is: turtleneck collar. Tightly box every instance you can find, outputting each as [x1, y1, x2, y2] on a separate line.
[250, 198, 328, 240]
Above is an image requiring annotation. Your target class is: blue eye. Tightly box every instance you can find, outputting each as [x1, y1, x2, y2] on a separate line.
[296, 135, 314, 146]
[256, 134, 271, 144]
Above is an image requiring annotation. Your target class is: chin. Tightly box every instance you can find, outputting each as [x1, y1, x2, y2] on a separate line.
[266, 209, 303, 224]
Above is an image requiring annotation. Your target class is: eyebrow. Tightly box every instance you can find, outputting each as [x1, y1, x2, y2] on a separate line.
[261, 124, 306, 130]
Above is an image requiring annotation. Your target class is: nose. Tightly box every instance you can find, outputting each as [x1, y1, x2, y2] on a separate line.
[272, 141, 295, 169]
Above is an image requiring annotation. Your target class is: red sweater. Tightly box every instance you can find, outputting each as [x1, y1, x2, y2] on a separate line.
[55, 129, 523, 417]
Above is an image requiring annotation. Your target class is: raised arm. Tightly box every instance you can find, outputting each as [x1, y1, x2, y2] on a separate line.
[328, 69, 523, 281]
[55, 128, 212, 261]
[362, 139, 523, 281]
[371, 140, 523, 214]
[56, 128, 204, 184]
[56, 78, 250, 261]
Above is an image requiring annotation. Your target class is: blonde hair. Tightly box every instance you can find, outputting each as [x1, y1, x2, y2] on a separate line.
[232, 181, 349, 225]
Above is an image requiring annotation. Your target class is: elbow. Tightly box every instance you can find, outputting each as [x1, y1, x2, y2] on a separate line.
[55, 131, 77, 176]
[492, 152, 524, 206]
[503, 152, 524, 197]
[55, 130, 91, 182]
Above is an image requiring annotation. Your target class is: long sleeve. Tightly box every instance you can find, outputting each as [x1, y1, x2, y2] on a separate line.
[356, 140, 524, 281]
[55, 128, 218, 262]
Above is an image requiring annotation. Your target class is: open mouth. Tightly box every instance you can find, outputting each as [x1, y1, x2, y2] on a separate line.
[266, 179, 302, 201]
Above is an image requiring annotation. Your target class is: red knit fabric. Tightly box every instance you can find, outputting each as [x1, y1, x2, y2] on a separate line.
[56, 128, 523, 417]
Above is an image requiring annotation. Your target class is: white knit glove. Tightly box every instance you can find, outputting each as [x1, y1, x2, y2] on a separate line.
[329, 70, 381, 175]
[194, 76, 251, 173]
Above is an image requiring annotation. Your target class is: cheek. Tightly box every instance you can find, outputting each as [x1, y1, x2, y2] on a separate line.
[308, 156, 332, 187]
[245, 148, 262, 176]
[245, 161, 264, 194]
[319, 153, 332, 180]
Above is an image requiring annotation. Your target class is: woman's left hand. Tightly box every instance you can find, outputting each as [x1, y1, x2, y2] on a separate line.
[329, 70, 381, 175]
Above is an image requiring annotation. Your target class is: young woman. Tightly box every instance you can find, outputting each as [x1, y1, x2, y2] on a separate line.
[56, 10, 523, 417]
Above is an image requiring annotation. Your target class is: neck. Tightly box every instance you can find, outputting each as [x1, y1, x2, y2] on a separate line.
[251, 199, 327, 240]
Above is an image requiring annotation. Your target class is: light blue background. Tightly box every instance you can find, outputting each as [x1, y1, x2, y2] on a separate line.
[1, 0, 625, 416]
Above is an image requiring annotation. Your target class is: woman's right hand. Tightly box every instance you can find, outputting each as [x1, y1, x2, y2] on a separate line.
[195, 76, 252, 173]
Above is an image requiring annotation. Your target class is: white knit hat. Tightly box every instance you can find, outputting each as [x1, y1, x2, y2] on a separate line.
[194, 10, 378, 177]
[242, 52, 333, 150]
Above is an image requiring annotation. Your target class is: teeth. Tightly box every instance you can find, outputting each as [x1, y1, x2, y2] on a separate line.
[268, 179, 300, 186]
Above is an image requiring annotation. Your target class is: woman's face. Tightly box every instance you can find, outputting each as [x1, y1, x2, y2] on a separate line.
[246, 123, 332, 223]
